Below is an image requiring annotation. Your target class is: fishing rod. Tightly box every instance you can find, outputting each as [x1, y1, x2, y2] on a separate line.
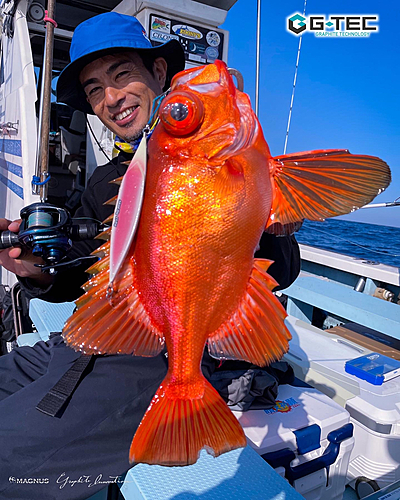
[255, 0, 261, 117]
[283, 0, 308, 154]
[33, 0, 57, 201]
[361, 200, 400, 209]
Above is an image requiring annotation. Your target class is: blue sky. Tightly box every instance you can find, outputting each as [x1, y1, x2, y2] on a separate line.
[222, 0, 399, 227]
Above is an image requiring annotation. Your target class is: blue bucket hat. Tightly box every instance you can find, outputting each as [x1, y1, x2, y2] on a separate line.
[56, 12, 185, 114]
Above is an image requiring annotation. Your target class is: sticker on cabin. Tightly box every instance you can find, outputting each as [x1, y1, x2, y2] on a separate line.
[150, 31, 179, 43]
[151, 16, 171, 33]
[205, 47, 219, 61]
[172, 24, 203, 40]
[206, 31, 221, 47]
[148, 15, 225, 63]
[264, 398, 300, 415]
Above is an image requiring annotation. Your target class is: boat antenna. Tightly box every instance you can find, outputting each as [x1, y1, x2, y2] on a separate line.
[283, 0, 308, 154]
[255, 0, 261, 116]
[32, 0, 57, 201]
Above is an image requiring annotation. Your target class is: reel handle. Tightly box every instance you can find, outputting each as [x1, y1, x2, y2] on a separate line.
[0, 230, 20, 250]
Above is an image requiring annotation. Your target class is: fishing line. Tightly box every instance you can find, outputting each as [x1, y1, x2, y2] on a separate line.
[283, 0, 308, 154]
[85, 116, 112, 163]
[299, 224, 400, 258]
[73, 216, 110, 226]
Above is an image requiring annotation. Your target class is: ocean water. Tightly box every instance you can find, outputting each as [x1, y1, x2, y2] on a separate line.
[295, 219, 400, 268]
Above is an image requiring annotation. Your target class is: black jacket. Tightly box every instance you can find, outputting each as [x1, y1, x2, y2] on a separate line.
[20, 151, 301, 302]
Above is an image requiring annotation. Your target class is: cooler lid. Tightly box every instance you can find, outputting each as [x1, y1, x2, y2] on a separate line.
[286, 317, 400, 399]
[234, 385, 349, 455]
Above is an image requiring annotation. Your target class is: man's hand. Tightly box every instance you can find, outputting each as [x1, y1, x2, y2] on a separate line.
[0, 218, 54, 286]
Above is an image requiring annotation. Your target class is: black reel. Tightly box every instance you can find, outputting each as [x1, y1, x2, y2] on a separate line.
[0, 203, 107, 274]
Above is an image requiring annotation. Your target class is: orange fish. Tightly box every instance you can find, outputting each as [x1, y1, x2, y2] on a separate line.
[63, 60, 391, 466]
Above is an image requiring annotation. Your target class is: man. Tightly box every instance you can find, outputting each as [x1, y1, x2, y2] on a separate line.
[0, 12, 300, 499]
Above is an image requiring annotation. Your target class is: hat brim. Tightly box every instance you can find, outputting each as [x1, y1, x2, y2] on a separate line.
[56, 40, 185, 115]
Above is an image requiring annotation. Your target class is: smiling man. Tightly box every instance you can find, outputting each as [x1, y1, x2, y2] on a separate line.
[0, 12, 300, 500]
[80, 52, 167, 141]
[57, 13, 184, 145]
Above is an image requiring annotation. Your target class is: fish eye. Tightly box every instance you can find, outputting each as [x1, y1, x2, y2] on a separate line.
[160, 91, 204, 136]
[170, 103, 189, 121]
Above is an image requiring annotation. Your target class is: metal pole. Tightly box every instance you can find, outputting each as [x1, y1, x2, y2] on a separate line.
[255, 0, 261, 117]
[37, 0, 56, 201]
[34, 53, 47, 195]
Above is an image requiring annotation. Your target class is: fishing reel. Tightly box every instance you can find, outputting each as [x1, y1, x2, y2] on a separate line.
[0, 203, 107, 274]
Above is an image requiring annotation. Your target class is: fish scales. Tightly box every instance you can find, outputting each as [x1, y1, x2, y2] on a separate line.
[62, 60, 391, 466]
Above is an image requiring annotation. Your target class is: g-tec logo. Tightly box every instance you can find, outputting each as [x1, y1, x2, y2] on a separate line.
[287, 13, 379, 37]
[288, 14, 307, 34]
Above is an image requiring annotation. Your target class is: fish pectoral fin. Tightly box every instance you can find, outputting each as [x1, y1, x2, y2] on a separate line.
[207, 259, 291, 366]
[129, 377, 246, 465]
[265, 149, 391, 234]
[214, 158, 245, 198]
[62, 249, 164, 356]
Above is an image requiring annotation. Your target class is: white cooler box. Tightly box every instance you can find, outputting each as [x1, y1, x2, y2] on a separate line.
[234, 384, 355, 500]
[283, 316, 400, 495]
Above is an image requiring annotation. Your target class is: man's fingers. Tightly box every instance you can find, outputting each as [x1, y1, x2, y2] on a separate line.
[8, 247, 22, 259]
[8, 220, 22, 233]
[0, 218, 21, 232]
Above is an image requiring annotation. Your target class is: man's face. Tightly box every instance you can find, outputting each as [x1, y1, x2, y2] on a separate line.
[80, 52, 167, 142]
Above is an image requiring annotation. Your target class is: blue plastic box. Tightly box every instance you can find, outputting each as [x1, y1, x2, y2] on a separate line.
[345, 352, 400, 385]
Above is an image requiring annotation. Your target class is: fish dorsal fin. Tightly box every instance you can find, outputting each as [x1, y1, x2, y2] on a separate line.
[62, 251, 164, 356]
[266, 149, 391, 232]
[207, 259, 291, 365]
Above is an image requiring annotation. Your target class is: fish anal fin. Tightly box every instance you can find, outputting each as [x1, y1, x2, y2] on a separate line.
[129, 377, 246, 465]
[85, 254, 110, 275]
[95, 227, 111, 241]
[104, 195, 118, 206]
[109, 175, 124, 186]
[207, 259, 291, 366]
[102, 213, 114, 225]
[63, 258, 164, 356]
[267, 149, 391, 228]
[91, 241, 110, 259]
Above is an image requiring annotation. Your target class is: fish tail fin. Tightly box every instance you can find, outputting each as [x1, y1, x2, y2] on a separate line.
[129, 377, 246, 466]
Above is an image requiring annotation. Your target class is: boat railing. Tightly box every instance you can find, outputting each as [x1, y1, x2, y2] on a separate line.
[282, 245, 400, 339]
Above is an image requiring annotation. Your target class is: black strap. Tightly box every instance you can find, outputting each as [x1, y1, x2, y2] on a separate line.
[36, 354, 92, 417]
